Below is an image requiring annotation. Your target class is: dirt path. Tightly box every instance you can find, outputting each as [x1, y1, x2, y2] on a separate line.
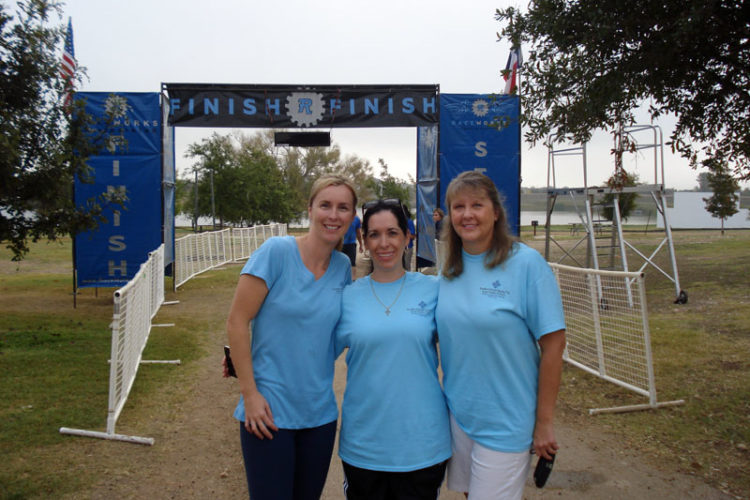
[76, 261, 731, 500]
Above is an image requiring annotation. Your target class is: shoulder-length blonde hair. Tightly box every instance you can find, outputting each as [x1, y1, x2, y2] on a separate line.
[308, 174, 357, 251]
[441, 171, 516, 279]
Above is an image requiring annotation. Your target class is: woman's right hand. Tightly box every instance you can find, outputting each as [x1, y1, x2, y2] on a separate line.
[243, 390, 278, 440]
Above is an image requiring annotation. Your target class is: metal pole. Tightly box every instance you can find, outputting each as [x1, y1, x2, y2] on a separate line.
[193, 169, 198, 233]
[516, 53, 523, 235]
[210, 168, 216, 230]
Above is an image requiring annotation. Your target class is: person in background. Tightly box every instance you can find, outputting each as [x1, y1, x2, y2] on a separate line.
[342, 214, 363, 280]
[436, 171, 566, 500]
[433, 207, 444, 240]
[225, 174, 356, 500]
[334, 199, 451, 500]
[404, 209, 416, 271]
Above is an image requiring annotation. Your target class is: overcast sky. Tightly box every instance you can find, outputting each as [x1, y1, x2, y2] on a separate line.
[59, 0, 728, 190]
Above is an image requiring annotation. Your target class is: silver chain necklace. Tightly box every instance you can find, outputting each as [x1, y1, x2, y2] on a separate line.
[369, 273, 407, 316]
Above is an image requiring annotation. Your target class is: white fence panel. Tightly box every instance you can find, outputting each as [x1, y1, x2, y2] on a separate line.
[60, 245, 176, 445]
[550, 263, 684, 414]
[175, 223, 286, 287]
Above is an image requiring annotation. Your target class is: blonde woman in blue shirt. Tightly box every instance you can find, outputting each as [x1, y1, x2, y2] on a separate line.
[335, 199, 451, 499]
[436, 171, 566, 500]
[226, 175, 356, 500]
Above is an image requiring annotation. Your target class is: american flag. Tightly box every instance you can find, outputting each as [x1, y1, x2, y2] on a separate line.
[503, 46, 522, 94]
[61, 17, 76, 107]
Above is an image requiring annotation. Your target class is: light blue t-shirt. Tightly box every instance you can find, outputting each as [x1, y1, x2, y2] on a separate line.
[233, 236, 351, 429]
[335, 272, 451, 471]
[436, 243, 565, 453]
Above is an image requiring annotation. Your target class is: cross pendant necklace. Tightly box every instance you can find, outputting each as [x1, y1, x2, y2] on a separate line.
[369, 273, 407, 316]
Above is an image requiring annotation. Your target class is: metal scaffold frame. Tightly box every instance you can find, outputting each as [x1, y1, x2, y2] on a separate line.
[544, 125, 687, 304]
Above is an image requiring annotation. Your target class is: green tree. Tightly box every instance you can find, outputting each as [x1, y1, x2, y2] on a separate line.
[242, 130, 376, 216]
[334, 154, 376, 207]
[366, 159, 413, 208]
[243, 130, 346, 218]
[601, 169, 639, 222]
[703, 163, 740, 235]
[695, 172, 711, 192]
[184, 133, 233, 227]
[496, 1, 750, 181]
[601, 126, 638, 221]
[1, 0, 121, 260]
[174, 177, 194, 223]
[183, 133, 296, 226]
[235, 138, 296, 225]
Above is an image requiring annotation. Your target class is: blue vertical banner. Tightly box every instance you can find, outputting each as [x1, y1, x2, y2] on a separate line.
[438, 94, 521, 235]
[74, 92, 163, 288]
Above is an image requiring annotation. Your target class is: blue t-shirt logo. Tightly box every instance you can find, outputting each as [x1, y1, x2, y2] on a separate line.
[480, 281, 510, 299]
[407, 300, 432, 317]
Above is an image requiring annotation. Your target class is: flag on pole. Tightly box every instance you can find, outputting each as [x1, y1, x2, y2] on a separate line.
[503, 46, 522, 94]
[60, 17, 76, 108]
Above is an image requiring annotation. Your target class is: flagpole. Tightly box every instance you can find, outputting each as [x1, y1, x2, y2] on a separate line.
[516, 47, 523, 234]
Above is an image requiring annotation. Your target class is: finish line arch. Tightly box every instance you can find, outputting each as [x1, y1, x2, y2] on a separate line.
[162, 83, 520, 267]
[73, 84, 519, 288]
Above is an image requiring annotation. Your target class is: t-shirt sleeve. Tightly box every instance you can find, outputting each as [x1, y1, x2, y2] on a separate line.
[524, 249, 566, 339]
[240, 237, 285, 289]
[334, 285, 353, 357]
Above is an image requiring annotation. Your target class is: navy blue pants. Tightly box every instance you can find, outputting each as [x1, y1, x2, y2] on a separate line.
[239, 420, 337, 500]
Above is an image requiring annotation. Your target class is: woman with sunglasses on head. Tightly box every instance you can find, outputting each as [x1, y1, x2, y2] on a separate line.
[226, 174, 357, 500]
[436, 171, 566, 500]
[334, 199, 451, 500]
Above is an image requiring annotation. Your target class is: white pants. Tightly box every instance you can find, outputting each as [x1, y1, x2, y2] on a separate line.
[446, 415, 531, 500]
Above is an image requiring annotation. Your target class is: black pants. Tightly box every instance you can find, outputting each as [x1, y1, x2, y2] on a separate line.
[342, 460, 447, 500]
[342, 243, 357, 266]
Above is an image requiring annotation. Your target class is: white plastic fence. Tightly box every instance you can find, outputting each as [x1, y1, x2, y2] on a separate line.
[231, 224, 286, 262]
[60, 245, 178, 445]
[175, 223, 286, 288]
[174, 228, 232, 287]
[550, 263, 684, 414]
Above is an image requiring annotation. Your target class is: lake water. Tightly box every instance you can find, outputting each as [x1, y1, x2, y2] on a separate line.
[520, 211, 654, 226]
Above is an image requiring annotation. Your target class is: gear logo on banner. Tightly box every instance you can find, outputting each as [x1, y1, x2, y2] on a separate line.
[103, 94, 129, 153]
[471, 99, 489, 117]
[286, 92, 325, 127]
[104, 94, 130, 119]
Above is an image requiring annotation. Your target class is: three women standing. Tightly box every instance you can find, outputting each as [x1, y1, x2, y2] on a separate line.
[226, 170, 566, 500]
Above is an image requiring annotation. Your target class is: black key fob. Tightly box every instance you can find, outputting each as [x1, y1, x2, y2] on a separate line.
[224, 345, 237, 378]
[534, 453, 555, 488]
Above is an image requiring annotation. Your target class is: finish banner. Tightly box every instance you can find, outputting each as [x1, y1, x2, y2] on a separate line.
[438, 94, 521, 235]
[74, 92, 163, 288]
[164, 83, 439, 128]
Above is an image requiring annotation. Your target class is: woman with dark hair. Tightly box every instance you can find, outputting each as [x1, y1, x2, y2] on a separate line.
[334, 199, 451, 500]
[226, 174, 357, 500]
[436, 171, 566, 499]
